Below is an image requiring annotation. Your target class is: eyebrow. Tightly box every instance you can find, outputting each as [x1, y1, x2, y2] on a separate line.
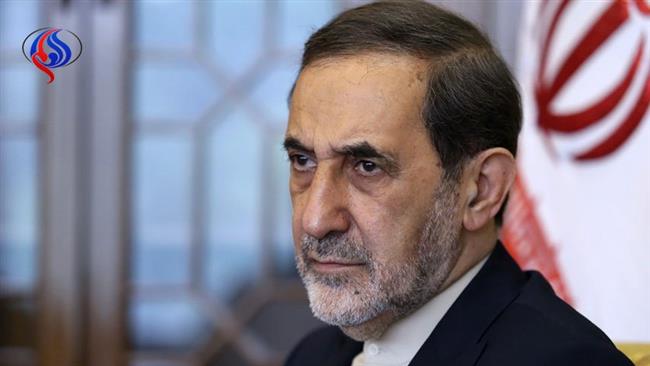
[283, 136, 401, 175]
[283, 136, 313, 154]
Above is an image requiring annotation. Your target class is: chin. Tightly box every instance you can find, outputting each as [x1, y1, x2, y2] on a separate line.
[306, 284, 380, 323]
[339, 311, 396, 341]
[305, 280, 396, 340]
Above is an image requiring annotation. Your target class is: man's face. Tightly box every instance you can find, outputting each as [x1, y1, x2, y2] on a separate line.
[285, 54, 464, 332]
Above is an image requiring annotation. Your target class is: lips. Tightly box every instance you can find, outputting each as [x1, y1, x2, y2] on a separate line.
[309, 257, 366, 272]
[312, 258, 364, 265]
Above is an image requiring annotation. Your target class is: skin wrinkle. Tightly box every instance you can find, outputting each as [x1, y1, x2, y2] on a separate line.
[285, 137, 401, 186]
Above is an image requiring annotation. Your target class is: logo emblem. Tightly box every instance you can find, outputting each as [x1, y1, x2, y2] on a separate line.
[22, 28, 83, 84]
[535, 1, 650, 161]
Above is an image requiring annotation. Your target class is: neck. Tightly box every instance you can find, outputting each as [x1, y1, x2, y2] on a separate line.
[340, 310, 397, 341]
[440, 221, 497, 292]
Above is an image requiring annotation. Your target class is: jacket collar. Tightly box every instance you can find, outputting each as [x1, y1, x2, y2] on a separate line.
[409, 241, 527, 366]
[328, 328, 363, 366]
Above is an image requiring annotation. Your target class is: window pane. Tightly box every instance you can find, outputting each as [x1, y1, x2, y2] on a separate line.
[0, 0, 39, 54]
[128, 1, 345, 363]
[206, 1, 264, 78]
[250, 63, 298, 130]
[0, 137, 38, 290]
[279, 0, 336, 50]
[132, 135, 192, 286]
[0, 65, 39, 123]
[134, 0, 194, 52]
[204, 108, 262, 303]
[133, 62, 220, 123]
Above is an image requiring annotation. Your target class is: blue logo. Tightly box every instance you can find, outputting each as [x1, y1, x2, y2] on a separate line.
[22, 28, 83, 84]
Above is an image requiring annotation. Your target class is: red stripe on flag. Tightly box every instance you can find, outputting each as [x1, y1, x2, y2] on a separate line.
[502, 177, 574, 304]
[544, 1, 629, 102]
[538, 0, 570, 83]
[576, 55, 650, 159]
[541, 37, 644, 133]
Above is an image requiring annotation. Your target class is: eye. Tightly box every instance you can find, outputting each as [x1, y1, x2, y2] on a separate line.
[289, 153, 316, 172]
[354, 160, 382, 176]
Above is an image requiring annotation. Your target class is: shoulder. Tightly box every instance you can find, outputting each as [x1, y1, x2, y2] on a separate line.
[478, 272, 633, 366]
[285, 326, 354, 366]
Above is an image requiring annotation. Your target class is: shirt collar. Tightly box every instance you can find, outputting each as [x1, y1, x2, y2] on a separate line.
[358, 255, 490, 366]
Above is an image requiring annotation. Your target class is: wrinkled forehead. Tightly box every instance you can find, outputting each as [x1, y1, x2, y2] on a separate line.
[286, 54, 431, 155]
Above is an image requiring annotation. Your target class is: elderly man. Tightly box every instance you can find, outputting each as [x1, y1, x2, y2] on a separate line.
[283, 1, 633, 366]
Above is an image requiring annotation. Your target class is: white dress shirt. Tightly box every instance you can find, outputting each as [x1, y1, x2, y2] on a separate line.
[351, 256, 489, 366]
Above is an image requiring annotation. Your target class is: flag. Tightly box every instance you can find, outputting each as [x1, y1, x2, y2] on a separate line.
[503, 0, 650, 347]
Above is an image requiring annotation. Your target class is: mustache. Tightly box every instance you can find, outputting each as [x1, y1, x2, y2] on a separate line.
[301, 232, 372, 264]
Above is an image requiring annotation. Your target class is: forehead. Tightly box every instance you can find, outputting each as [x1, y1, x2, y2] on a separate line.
[287, 54, 432, 154]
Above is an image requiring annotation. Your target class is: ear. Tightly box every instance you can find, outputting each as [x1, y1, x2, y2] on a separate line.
[462, 148, 516, 231]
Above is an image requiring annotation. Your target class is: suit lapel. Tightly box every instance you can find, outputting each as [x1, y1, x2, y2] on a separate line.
[409, 242, 528, 366]
[327, 329, 362, 366]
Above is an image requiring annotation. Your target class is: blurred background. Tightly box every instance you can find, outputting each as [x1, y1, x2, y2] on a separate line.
[1, 1, 647, 366]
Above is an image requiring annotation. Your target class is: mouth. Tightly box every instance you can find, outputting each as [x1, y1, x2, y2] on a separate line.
[309, 257, 366, 273]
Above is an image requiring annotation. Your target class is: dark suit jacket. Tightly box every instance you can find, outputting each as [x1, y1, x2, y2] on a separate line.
[285, 242, 634, 366]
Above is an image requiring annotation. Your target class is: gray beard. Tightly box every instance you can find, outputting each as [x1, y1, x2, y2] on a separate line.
[295, 178, 462, 340]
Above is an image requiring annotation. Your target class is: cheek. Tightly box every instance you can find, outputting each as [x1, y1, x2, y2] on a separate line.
[350, 198, 424, 264]
[349, 173, 440, 260]
[291, 218, 302, 251]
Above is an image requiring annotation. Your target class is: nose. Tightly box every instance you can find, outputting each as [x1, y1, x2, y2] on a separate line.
[300, 166, 351, 239]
